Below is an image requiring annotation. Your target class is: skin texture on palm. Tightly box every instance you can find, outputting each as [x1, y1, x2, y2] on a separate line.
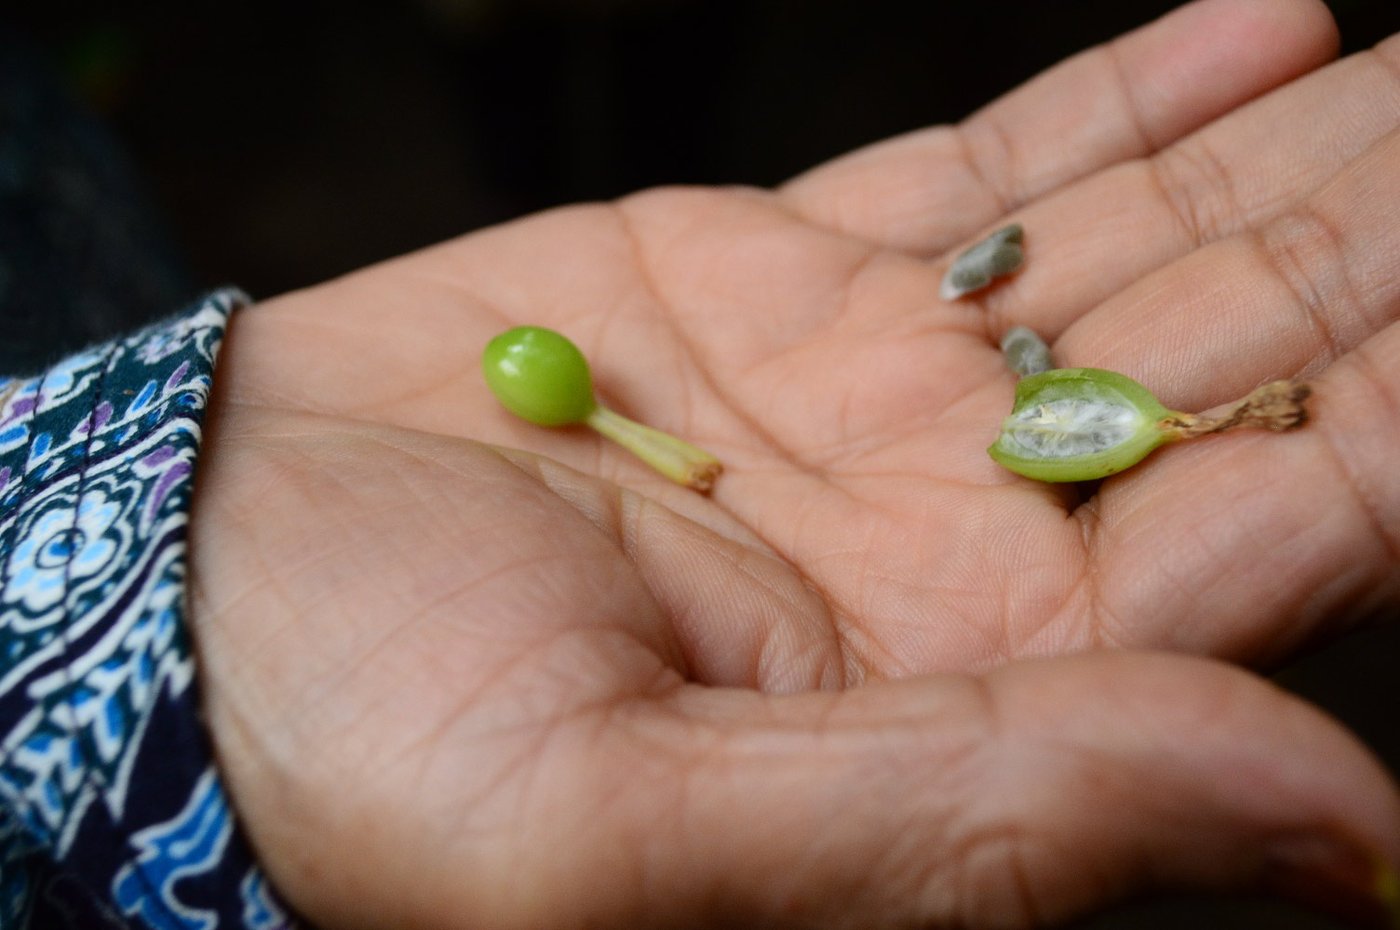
[187, 1, 1400, 927]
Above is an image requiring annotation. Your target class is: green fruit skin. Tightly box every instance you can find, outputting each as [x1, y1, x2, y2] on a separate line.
[482, 326, 598, 426]
[987, 367, 1174, 483]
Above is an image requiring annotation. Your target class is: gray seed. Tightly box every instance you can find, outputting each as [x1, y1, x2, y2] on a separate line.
[940, 224, 1025, 300]
[1000, 325, 1054, 377]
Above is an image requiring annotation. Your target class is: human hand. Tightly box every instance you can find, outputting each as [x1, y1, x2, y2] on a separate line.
[188, 1, 1400, 926]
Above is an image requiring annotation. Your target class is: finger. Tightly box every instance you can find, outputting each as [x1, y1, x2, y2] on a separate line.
[584, 653, 1400, 929]
[780, 0, 1339, 255]
[1018, 128, 1400, 663]
[1073, 318, 1400, 667]
[984, 32, 1400, 345]
[1057, 122, 1400, 416]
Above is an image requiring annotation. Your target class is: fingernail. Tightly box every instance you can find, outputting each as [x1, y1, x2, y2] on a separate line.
[1378, 861, 1399, 929]
[1262, 835, 1399, 929]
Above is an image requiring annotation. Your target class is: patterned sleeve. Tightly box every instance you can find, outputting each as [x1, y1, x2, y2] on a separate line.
[0, 291, 299, 929]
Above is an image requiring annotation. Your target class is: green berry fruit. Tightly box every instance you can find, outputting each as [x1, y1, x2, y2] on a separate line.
[482, 326, 597, 426]
[988, 363, 1311, 484]
[988, 367, 1175, 482]
[482, 324, 724, 492]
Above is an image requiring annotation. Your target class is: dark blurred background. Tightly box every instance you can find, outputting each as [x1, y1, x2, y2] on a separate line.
[0, 0, 1394, 365]
[3, 1, 1400, 927]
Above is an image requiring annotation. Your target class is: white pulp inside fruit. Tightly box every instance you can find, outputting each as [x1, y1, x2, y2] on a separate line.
[1002, 398, 1141, 458]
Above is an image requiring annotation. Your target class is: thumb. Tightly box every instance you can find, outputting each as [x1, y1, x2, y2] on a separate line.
[608, 652, 1400, 928]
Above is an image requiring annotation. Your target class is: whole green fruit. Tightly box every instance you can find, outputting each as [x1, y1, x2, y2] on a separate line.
[482, 326, 598, 427]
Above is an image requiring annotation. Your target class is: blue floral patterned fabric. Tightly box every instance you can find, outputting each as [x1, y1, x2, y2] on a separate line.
[0, 291, 297, 929]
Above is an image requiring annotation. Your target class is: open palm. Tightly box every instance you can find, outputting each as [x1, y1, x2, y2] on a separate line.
[189, 2, 1400, 927]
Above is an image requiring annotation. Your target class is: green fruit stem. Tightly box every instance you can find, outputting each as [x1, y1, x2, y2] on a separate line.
[585, 405, 723, 492]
